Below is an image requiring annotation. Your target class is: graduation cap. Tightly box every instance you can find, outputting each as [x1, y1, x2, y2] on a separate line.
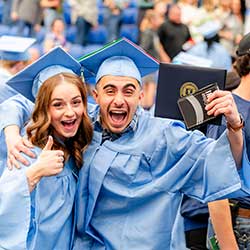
[6, 46, 82, 102]
[197, 21, 222, 39]
[0, 35, 36, 61]
[172, 52, 213, 67]
[155, 63, 226, 129]
[78, 37, 159, 84]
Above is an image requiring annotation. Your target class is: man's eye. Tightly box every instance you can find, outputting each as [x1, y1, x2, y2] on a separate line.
[106, 89, 115, 94]
[125, 90, 134, 95]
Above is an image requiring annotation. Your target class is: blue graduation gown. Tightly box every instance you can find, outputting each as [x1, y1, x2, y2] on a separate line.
[73, 105, 250, 250]
[1, 99, 250, 250]
[0, 147, 78, 250]
[0, 94, 34, 176]
[187, 41, 232, 71]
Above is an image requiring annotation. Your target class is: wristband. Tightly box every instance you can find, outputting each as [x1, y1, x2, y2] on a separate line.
[227, 114, 245, 132]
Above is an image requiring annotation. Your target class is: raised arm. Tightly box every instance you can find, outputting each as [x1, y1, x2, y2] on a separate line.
[206, 90, 244, 166]
[0, 94, 35, 168]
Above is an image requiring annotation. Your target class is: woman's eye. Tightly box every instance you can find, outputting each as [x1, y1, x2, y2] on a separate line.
[73, 100, 82, 105]
[53, 102, 63, 107]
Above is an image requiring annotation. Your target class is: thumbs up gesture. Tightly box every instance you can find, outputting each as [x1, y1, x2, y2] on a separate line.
[26, 135, 64, 179]
[35, 136, 65, 176]
[25, 136, 65, 191]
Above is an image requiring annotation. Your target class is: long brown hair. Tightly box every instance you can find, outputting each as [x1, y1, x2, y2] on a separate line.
[26, 72, 93, 168]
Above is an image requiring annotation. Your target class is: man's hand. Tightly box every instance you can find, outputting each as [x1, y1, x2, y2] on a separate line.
[5, 125, 36, 170]
[206, 90, 243, 166]
[205, 90, 241, 127]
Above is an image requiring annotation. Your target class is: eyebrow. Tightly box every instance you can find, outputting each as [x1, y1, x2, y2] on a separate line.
[124, 83, 137, 90]
[103, 83, 137, 90]
[103, 84, 116, 90]
[50, 95, 82, 102]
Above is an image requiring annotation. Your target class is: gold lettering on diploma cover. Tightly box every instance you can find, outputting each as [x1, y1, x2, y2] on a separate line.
[180, 82, 198, 98]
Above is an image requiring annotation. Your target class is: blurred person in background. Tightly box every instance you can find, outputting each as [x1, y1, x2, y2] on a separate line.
[103, 0, 130, 42]
[158, 4, 191, 61]
[139, 8, 169, 111]
[69, 0, 98, 46]
[219, 0, 244, 61]
[11, 0, 42, 37]
[40, 0, 63, 31]
[43, 17, 71, 53]
[178, 0, 200, 26]
[208, 32, 250, 250]
[0, 36, 36, 84]
[187, 21, 232, 70]
[2, 0, 13, 26]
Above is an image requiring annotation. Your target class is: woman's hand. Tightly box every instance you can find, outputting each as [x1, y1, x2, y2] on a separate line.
[26, 136, 64, 191]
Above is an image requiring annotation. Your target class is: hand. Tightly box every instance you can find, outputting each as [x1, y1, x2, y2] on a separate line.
[32, 136, 64, 177]
[205, 90, 241, 128]
[11, 11, 19, 21]
[34, 24, 41, 33]
[5, 125, 36, 169]
[26, 136, 64, 191]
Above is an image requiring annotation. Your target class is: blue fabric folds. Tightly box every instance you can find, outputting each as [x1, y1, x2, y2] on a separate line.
[0, 147, 77, 250]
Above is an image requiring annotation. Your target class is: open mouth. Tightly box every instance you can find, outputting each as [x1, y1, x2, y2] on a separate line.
[61, 119, 77, 129]
[109, 111, 127, 124]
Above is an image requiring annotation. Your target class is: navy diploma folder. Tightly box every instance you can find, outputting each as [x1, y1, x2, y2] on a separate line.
[154, 63, 226, 129]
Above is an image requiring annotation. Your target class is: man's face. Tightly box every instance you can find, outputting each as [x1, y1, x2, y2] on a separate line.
[93, 75, 143, 134]
[168, 6, 181, 24]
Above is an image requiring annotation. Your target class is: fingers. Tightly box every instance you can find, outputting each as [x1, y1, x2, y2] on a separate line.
[57, 155, 64, 163]
[7, 136, 36, 169]
[43, 136, 54, 151]
[22, 137, 34, 148]
[8, 154, 21, 169]
[17, 143, 36, 158]
[206, 90, 231, 102]
[205, 91, 234, 116]
[51, 166, 64, 175]
[8, 146, 33, 168]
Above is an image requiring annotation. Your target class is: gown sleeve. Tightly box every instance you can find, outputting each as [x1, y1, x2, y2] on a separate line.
[150, 120, 247, 202]
[0, 167, 31, 250]
[0, 94, 34, 133]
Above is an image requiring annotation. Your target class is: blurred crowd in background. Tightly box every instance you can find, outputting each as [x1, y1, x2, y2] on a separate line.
[0, 0, 247, 111]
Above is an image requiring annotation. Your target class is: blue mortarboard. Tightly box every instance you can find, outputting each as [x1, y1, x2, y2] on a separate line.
[0, 35, 36, 61]
[173, 52, 213, 67]
[78, 37, 159, 84]
[6, 46, 82, 102]
[197, 21, 222, 39]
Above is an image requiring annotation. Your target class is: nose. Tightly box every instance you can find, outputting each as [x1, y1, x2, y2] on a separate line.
[113, 92, 125, 106]
[65, 104, 75, 116]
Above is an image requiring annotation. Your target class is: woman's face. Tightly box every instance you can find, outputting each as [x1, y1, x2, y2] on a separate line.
[52, 19, 65, 34]
[49, 81, 84, 141]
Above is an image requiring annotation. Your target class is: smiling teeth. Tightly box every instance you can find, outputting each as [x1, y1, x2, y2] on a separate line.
[62, 120, 75, 124]
[111, 111, 126, 114]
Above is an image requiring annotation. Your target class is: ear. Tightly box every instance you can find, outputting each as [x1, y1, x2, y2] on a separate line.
[139, 89, 144, 101]
[92, 88, 99, 103]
